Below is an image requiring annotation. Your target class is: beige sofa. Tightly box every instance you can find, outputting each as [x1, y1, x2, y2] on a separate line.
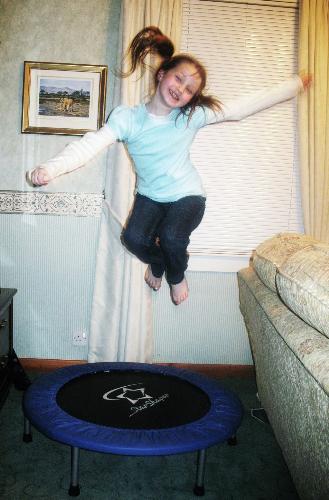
[238, 233, 329, 500]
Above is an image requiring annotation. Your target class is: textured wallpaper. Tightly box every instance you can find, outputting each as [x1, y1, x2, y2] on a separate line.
[0, 0, 121, 193]
[0, 0, 122, 359]
[153, 271, 252, 364]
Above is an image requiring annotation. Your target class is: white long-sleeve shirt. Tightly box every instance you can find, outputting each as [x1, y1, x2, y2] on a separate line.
[27, 76, 303, 202]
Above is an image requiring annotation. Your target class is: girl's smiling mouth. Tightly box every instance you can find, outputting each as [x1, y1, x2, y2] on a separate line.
[169, 89, 180, 100]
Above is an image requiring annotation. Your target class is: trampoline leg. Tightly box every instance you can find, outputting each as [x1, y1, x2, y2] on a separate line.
[227, 434, 237, 446]
[193, 448, 206, 496]
[23, 417, 32, 443]
[68, 446, 80, 497]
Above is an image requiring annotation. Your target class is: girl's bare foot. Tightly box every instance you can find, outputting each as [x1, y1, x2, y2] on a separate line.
[144, 265, 162, 291]
[170, 277, 189, 305]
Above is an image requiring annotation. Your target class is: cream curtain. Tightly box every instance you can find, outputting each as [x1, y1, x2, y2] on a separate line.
[88, 0, 182, 362]
[299, 0, 329, 241]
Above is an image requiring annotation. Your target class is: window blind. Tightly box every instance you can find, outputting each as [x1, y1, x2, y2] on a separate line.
[182, 0, 303, 257]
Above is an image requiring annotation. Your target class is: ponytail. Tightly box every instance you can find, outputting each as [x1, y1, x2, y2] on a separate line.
[121, 26, 222, 121]
[122, 26, 174, 77]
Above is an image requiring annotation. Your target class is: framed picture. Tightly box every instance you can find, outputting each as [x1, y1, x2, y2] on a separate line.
[22, 61, 108, 135]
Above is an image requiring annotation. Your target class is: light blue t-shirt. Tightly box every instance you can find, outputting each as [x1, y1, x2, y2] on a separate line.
[107, 104, 218, 202]
[105, 77, 302, 202]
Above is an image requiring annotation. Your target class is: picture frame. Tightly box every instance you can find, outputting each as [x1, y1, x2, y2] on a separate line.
[22, 61, 108, 136]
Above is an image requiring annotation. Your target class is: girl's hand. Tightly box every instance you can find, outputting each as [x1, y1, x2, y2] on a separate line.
[299, 72, 313, 91]
[27, 167, 51, 186]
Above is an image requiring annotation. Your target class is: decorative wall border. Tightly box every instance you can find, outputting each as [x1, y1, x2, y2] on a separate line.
[0, 190, 103, 217]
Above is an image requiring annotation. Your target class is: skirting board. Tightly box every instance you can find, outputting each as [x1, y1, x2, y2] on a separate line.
[20, 358, 255, 377]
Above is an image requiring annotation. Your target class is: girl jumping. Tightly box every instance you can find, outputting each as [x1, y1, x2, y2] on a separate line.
[27, 26, 312, 305]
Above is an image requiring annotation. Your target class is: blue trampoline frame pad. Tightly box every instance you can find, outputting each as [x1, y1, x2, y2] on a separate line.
[23, 362, 243, 456]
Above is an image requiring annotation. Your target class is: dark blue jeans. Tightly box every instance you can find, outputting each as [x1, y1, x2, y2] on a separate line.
[122, 193, 206, 284]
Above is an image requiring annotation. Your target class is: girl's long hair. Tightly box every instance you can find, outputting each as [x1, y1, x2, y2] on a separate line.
[122, 26, 222, 121]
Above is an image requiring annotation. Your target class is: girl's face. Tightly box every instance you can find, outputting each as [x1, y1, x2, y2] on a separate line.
[156, 62, 202, 111]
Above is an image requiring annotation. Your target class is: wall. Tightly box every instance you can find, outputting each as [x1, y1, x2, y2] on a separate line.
[0, 0, 252, 364]
[153, 272, 252, 364]
[1, 0, 120, 192]
[0, 0, 121, 360]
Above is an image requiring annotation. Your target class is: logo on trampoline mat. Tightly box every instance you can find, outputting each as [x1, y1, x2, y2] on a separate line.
[103, 383, 169, 417]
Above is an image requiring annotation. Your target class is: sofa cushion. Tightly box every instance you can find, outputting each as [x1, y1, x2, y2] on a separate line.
[276, 243, 329, 339]
[253, 232, 316, 292]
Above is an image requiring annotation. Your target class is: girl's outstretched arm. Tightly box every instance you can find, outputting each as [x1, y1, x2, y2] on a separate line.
[209, 74, 311, 124]
[26, 125, 117, 186]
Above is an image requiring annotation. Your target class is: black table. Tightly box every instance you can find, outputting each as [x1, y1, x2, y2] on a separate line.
[0, 288, 30, 408]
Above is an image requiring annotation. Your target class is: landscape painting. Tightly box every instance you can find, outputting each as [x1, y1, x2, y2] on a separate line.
[38, 78, 91, 118]
[22, 62, 108, 135]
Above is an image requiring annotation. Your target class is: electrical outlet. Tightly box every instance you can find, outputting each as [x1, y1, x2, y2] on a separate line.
[72, 332, 88, 346]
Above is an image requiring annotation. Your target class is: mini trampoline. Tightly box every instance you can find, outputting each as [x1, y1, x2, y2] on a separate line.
[23, 362, 243, 496]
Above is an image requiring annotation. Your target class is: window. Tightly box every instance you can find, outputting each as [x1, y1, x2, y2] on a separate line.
[182, 0, 302, 263]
